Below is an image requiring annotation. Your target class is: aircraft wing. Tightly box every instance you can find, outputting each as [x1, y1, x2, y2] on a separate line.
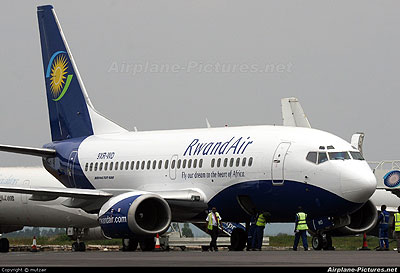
[281, 97, 311, 128]
[0, 185, 207, 216]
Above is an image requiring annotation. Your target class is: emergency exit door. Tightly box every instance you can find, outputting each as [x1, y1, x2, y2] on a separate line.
[271, 142, 291, 185]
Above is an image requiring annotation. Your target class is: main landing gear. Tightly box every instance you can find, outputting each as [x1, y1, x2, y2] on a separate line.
[0, 238, 9, 253]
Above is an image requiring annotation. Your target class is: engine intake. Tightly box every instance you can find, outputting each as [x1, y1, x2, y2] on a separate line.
[333, 200, 378, 236]
[98, 192, 172, 238]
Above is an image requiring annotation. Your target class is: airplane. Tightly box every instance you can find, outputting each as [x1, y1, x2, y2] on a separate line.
[0, 5, 376, 251]
[0, 167, 101, 252]
[281, 97, 400, 250]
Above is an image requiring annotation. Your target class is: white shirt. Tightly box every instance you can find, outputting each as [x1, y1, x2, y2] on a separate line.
[206, 212, 221, 226]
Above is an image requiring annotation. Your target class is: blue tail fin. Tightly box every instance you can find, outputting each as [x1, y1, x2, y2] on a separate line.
[37, 5, 126, 141]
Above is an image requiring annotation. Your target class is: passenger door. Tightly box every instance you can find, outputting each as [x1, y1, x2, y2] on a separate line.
[271, 142, 291, 185]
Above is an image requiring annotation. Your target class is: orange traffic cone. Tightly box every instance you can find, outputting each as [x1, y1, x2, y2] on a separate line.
[31, 236, 38, 252]
[358, 233, 370, 251]
[154, 234, 162, 251]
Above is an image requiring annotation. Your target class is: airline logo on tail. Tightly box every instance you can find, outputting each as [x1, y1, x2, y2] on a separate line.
[46, 51, 73, 101]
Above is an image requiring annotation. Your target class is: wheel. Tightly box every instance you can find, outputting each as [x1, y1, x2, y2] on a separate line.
[230, 228, 247, 251]
[312, 235, 323, 250]
[139, 237, 155, 251]
[0, 238, 9, 253]
[122, 238, 138, 251]
[72, 242, 78, 252]
[78, 242, 86, 252]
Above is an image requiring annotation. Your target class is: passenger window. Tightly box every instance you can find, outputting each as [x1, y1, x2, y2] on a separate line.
[236, 158, 240, 167]
[193, 159, 197, 168]
[217, 158, 221, 168]
[248, 157, 253, 167]
[223, 158, 228, 167]
[99, 162, 103, 171]
[242, 157, 247, 167]
[318, 152, 328, 164]
[115, 162, 119, 170]
[120, 162, 124, 170]
[130, 161, 135, 170]
[211, 158, 215, 168]
[183, 159, 187, 169]
[136, 161, 140, 170]
[199, 159, 203, 168]
[105, 162, 108, 171]
[171, 160, 176, 169]
[328, 152, 350, 160]
[152, 160, 157, 170]
[306, 152, 317, 164]
[230, 158, 234, 167]
[147, 160, 151, 170]
[141, 161, 145, 170]
[177, 159, 181, 169]
[94, 162, 98, 171]
[158, 160, 163, 169]
[89, 163, 93, 172]
[165, 160, 169, 169]
[350, 151, 365, 160]
[125, 161, 129, 170]
[188, 159, 192, 168]
[109, 162, 113, 171]
[85, 163, 88, 172]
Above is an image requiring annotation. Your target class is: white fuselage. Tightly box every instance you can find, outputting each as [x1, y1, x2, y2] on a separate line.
[72, 125, 376, 222]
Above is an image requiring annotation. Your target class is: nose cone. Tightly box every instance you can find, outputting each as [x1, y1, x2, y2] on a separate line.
[340, 163, 377, 203]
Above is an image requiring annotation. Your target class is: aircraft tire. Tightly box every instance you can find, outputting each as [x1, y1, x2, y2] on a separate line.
[230, 228, 247, 251]
[312, 235, 323, 250]
[0, 238, 9, 253]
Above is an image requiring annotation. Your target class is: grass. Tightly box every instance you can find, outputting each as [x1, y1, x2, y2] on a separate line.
[269, 234, 382, 250]
[8, 234, 122, 246]
[7, 233, 385, 251]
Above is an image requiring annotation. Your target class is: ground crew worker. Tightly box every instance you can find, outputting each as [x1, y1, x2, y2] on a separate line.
[377, 205, 390, 251]
[251, 211, 270, 251]
[293, 208, 308, 251]
[247, 209, 258, 251]
[205, 207, 222, 251]
[393, 206, 400, 253]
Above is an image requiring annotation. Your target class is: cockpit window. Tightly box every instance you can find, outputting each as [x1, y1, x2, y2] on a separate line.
[328, 152, 350, 160]
[350, 151, 365, 160]
[306, 152, 317, 164]
[318, 152, 328, 164]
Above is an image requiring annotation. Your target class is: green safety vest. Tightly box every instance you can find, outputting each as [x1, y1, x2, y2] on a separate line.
[296, 212, 308, 230]
[394, 213, 400, 232]
[207, 212, 221, 230]
[256, 214, 266, 227]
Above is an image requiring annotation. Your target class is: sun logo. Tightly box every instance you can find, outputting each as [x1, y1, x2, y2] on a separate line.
[46, 51, 73, 101]
[50, 54, 68, 97]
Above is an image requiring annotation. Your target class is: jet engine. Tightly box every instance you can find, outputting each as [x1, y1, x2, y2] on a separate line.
[332, 200, 378, 236]
[98, 192, 172, 238]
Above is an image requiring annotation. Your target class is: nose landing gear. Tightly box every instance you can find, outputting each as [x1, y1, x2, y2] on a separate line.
[311, 232, 334, 250]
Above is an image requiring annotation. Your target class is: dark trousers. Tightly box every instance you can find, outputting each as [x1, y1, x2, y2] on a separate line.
[293, 230, 308, 250]
[395, 231, 400, 253]
[251, 225, 264, 250]
[209, 227, 219, 250]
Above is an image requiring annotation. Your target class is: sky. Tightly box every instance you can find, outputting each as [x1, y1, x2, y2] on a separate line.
[0, 0, 399, 169]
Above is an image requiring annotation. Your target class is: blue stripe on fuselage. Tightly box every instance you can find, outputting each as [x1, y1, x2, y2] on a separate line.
[207, 180, 364, 223]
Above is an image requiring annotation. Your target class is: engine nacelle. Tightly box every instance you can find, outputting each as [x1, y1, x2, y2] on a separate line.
[98, 192, 172, 238]
[331, 200, 378, 236]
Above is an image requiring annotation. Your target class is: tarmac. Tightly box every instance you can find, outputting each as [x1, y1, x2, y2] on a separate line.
[0, 250, 400, 268]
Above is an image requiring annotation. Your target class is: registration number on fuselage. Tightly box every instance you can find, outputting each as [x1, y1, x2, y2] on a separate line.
[97, 152, 116, 160]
